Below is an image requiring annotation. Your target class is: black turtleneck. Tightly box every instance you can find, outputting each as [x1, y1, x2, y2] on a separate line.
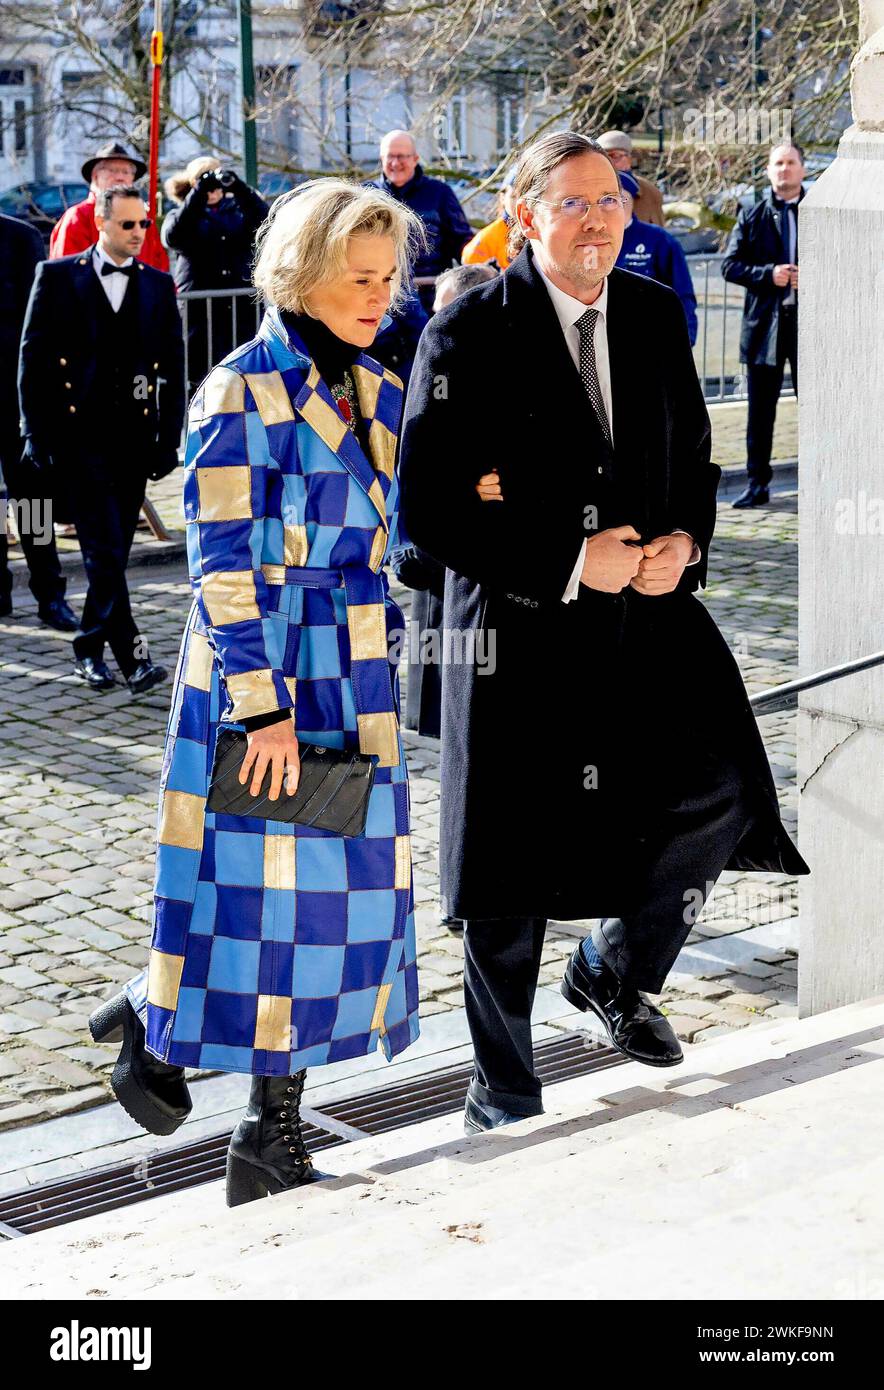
[281, 310, 372, 456]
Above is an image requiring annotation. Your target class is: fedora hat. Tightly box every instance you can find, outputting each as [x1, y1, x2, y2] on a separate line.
[81, 140, 147, 184]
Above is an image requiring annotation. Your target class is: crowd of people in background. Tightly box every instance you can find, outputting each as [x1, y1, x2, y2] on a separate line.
[1, 124, 804, 699]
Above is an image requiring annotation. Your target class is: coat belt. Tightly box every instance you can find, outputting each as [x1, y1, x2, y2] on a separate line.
[261, 562, 401, 767]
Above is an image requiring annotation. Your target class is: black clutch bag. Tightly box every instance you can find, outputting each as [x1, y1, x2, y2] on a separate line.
[207, 725, 377, 836]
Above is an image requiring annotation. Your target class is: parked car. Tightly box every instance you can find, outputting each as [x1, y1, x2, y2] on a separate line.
[0, 181, 89, 246]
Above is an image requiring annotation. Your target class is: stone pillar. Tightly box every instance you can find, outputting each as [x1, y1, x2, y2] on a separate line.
[798, 2, 884, 1015]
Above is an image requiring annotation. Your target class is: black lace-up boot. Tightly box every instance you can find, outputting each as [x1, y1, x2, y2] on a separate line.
[226, 1072, 324, 1207]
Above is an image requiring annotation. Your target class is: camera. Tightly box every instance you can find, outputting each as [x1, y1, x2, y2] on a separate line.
[198, 168, 238, 194]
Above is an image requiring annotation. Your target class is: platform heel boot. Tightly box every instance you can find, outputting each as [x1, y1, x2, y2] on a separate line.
[226, 1072, 324, 1207]
[88, 991, 192, 1136]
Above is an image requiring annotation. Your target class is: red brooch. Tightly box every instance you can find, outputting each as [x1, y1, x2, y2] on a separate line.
[336, 394, 352, 424]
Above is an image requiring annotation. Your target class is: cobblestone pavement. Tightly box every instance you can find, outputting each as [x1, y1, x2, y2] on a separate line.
[1, 471, 801, 1131]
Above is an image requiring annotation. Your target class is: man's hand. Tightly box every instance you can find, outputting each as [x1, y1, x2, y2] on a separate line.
[239, 719, 300, 800]
[629, 533, 695, 596]
[475, 468, 503, 501]
[772, 263, 796, 288]
[20, 437, 51, 475]
[580, 525, 643, 593]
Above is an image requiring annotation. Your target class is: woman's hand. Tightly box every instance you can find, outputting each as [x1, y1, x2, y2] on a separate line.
[475, 468, 503, 501]
[239, 719, 301, 800]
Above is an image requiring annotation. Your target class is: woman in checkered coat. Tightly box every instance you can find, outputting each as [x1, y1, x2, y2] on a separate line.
[89, 181, 426, 1205]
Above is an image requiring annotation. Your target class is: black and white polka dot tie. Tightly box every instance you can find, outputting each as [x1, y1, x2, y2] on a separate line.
[576, 307, 612, 447]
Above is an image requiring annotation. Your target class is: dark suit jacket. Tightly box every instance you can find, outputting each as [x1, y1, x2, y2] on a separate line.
[721, 186, 805, 367]
[0, 214, 43, 458]
[18, 248, 185, 466]
[399, 245, 807, 920]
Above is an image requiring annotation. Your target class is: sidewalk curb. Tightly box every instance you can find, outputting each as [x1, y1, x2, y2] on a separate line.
[717, 456, 796, 498]
[6, 458, 797, 591]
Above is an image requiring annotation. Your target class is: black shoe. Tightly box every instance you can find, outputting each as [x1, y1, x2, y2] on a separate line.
[0, 594, 11, 619]
[441, 915, 463, 935]
[127, 660, 168, 695]
[74, 657, 117, 690]
[464, 1090, 540, 1136]
[226, 1073, 329, 1207]
[732, 484, 769, 509]
[89, 991, 192, 1136]
[38, 597, 79, 631]
[561, 944, 683, 1067]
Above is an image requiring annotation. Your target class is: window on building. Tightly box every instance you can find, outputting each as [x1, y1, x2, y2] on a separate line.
[496, 84, 524, 157]
[256, 64, 300, 164]
[14, 98, 26, 153]
[436, 92, 467, 162]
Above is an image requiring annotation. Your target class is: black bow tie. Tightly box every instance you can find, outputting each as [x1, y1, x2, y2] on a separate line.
[101, 262, 135, 277]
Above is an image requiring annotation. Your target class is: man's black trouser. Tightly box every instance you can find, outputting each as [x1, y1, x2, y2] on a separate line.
[745, 305, 798, 487]
[66, 465, 147, 678]
[463, 751, 758, 1116]
[0, 434, 65, 607]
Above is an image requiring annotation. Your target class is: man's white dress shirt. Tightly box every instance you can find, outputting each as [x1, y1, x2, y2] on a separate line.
[532, 258, 700, 603]
[92, 244, 134, 313]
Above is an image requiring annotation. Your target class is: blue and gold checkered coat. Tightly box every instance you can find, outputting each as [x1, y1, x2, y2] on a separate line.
[125, 308, 420, 1075]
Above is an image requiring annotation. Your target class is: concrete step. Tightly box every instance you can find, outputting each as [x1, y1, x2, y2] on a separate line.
[2, 995, 882, 1300]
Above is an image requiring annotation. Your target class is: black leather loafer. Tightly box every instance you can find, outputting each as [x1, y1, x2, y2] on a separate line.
[89, 991, 192, 1136]
[127, 661, 168, 695]
[38, 597, 79, 631]
[732, 485, 769, 509]
[74, 657, 116, 690]
[464, 1090, 541, 1135]
[562, 943, 684, 1067]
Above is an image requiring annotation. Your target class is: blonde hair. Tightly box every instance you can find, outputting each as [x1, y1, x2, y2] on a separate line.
[252, 177, 426, 313]
[186, 155, 221, 186]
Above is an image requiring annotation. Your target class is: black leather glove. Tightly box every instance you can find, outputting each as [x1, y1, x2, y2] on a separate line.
[147, 449, 180, 483]
[20, 437, 52, 475]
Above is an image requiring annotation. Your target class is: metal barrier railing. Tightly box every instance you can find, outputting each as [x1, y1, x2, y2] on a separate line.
[749, 651, 884, 716]
[177, 287, 261, 398]
[173, 256, 788, 431]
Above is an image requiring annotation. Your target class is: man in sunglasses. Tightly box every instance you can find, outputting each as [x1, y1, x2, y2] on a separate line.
[18, 185, 185, 694]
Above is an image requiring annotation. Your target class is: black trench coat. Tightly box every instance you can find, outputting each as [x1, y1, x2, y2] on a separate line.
[399, 247, 809, 921]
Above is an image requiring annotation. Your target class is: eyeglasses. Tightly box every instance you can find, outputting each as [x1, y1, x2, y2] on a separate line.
[534, 195, 624, 218]
[111, 218, 152, 231]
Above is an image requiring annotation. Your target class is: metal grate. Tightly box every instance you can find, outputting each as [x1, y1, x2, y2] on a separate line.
[0, 1031, 623, 1237]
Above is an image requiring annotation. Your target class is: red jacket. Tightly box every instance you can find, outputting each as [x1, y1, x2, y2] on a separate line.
[49, 192, 169, 272]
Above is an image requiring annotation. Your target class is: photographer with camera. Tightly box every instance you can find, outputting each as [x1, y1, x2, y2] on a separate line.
[162, 156, 269, 394]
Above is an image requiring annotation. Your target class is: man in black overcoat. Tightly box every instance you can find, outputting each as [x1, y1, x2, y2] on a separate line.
[0, 213, 76, 629]
[400, 133, 808, 1134]
[722, 143, 805, 509]
[19, 185, 185, 693]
